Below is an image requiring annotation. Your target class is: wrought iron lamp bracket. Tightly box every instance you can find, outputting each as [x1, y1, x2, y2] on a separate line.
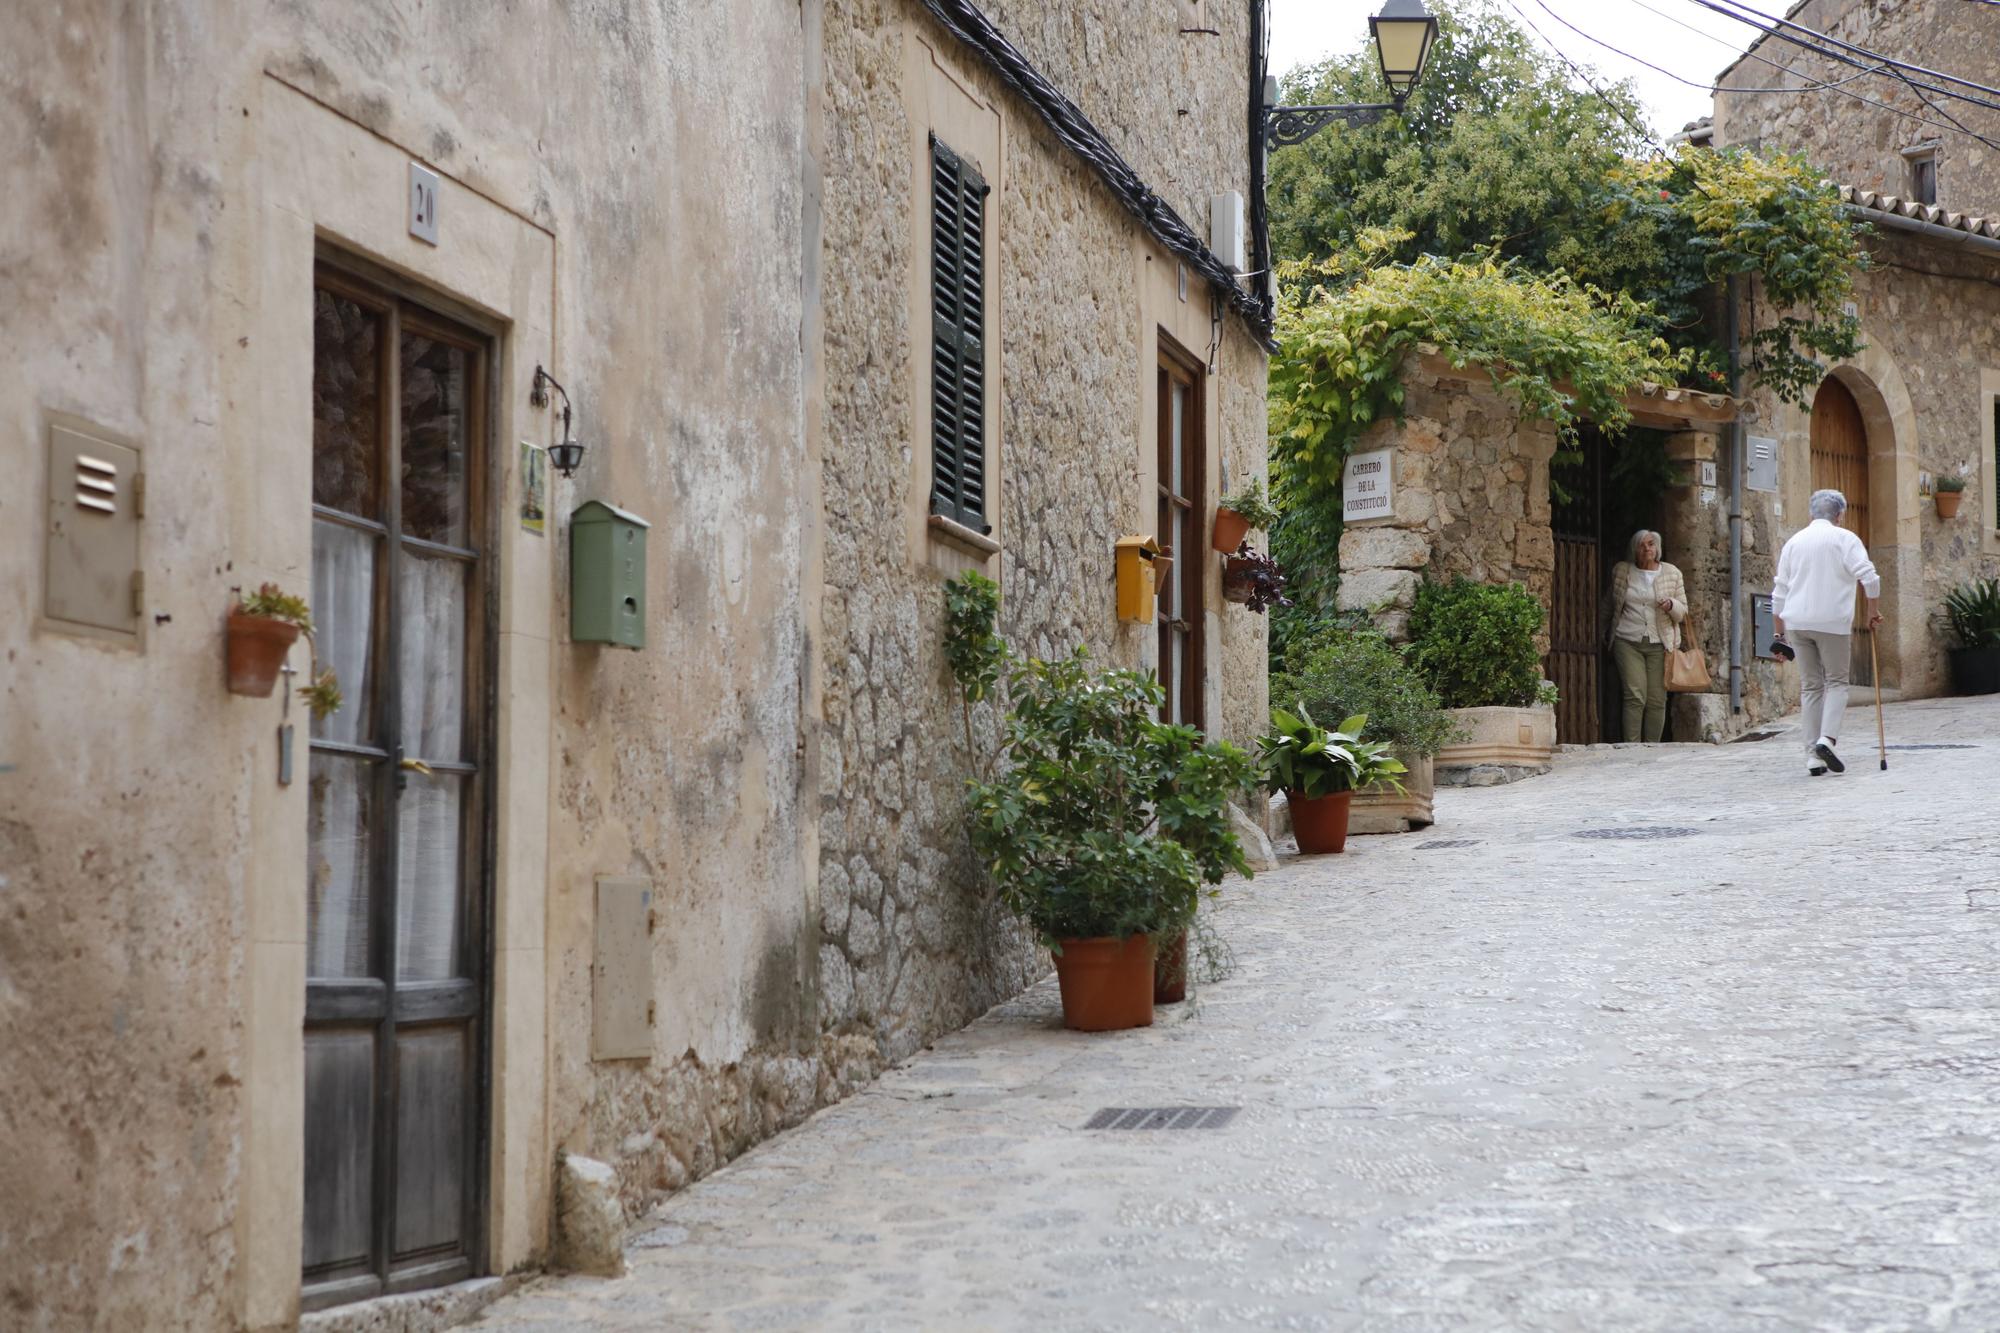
[1264, 102, 1399, 148]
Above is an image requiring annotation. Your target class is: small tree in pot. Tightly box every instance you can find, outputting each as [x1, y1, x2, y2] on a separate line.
[1258, 708, 1406, 855]
[944, 575, 1260, 1030]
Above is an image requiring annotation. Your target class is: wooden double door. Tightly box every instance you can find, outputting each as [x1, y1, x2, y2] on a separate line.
[303, 262, 493, 1308]
[1809, 376, 1876, 682]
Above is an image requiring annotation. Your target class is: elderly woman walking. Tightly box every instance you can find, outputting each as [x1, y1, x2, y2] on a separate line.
[1603, 530, 1688, 743]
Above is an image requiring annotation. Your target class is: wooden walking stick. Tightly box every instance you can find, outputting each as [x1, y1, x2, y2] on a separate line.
[1871, 626, 1887, 770]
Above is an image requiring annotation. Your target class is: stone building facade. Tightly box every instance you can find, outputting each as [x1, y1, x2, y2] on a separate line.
[1, 1, 1266, 1328]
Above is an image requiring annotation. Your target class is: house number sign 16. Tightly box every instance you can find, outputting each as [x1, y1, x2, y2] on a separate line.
[409, 162, 441, 245]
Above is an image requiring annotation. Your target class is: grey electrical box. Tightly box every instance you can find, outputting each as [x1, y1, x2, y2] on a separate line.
[1752, 594, 1777, 660]
[45, 418, 142, 641]
[570, 501, 648, 649]
[1746, 435, 1779, 493]
[592, 876, 655, 1060]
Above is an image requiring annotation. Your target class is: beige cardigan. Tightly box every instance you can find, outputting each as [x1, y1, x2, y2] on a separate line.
[1603, 561, 1687, 651]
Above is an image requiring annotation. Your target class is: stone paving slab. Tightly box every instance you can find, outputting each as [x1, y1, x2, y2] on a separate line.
[476, 696, 2000, 1331]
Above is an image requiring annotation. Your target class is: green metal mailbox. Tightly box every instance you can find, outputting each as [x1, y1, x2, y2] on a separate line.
[571, 501, 649, 648]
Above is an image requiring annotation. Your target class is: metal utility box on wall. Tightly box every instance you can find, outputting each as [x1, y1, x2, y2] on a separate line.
[45, 417, 143, 642]
[1746, 436, 1779, 493]
[571, 501, 648, 648]
[1115, 535, 1163, 624]
[592, 876, 654, 1060]
[1751, 594, 1778, 660]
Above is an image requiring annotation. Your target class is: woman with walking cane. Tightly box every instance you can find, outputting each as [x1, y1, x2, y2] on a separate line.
[1770, 489, 1883, 776]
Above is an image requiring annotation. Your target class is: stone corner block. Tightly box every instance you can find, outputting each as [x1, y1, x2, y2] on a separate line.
[556, 1153, 628, 1278]
[1335, 568, 1421, 614]
[1339, 526, 1431, 571]
[1228, 801, 1279, 873]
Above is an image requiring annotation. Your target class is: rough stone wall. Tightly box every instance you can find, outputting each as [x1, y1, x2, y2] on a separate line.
[1337, 367, 1559, 647]
[815, 0, 1268, 1070]
[1711, 0, 2000, 214]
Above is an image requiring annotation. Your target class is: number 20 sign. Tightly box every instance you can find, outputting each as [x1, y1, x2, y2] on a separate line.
[409, 162, 441, 245]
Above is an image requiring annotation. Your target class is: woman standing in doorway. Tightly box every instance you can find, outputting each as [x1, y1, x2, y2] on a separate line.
[1603, 530, 1688, 743]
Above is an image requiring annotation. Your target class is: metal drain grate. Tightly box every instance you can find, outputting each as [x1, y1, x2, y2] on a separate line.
[1084, 1106, 1239, 1131]
[1417, 839, 1479, 850]
[1885, 743, 1979, 751]
[1573, 826, 1702, 841]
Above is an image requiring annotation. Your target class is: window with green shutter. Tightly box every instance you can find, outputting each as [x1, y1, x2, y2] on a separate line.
[930, 134, 990, 534]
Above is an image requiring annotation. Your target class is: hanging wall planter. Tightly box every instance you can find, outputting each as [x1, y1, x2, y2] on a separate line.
[225, 609, 301, 698]
[1211, 481, 1280, 553]
[1935, 479, 1966, 518]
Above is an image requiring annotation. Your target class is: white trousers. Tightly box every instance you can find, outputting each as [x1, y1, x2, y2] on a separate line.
[1795, 629, 1852, 751]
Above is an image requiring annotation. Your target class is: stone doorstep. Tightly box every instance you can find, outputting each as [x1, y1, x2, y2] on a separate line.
[1435, 763, 1551, 788]
[299, 1274, 529, 1333]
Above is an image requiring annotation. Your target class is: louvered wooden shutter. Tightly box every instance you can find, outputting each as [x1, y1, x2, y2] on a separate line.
[930, 135, 990, 533]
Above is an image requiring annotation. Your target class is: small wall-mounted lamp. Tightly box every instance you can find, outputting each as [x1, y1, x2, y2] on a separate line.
[531, 365, 583, 477]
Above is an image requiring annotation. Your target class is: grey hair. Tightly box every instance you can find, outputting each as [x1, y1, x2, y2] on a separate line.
[1808, 489, 1848, 521]
[1628, 529, 1662, 564]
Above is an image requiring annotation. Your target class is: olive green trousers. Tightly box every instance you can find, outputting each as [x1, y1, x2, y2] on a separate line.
[1611, 636, 1667, 743]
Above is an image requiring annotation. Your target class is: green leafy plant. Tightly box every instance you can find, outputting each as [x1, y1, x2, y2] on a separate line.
[942, 576, 1262, 948]
[1944, 578, 2000, 650]
[238, 582, 343, 719]
[1270, 625, 1462, 757]
[1406, 576, 1548, 710]
[1258, 706, 1407, 799]
[1936, 474, 1968, 494]
[1218, 480, 1281, 532]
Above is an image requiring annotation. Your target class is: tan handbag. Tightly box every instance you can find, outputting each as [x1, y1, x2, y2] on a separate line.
[1664, 607, 1712, 693]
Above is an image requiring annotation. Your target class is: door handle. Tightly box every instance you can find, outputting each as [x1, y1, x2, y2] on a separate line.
[398, 757, 435, 777]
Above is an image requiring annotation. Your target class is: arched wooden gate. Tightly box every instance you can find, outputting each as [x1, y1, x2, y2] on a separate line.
[1808, 377, 1874, 682]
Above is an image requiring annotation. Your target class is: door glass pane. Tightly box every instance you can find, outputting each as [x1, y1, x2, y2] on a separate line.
[396, 771, 464, 982]
[1172, 510, 1186, 617]
[308, 755, 375, 978]
[399, 553, 467, 762]
[313, 290, 382, 519]
[312, 520, 378, 745]
[401, 334, 470, 547]
[1170, 384, 1186, 492]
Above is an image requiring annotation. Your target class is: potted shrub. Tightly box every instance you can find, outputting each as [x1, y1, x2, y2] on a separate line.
[1212, 479, 1280, 554]
[1945, 577, 2000, 695]
[1271, 625, 1461, 833]
[227, 583, 343, 717]
[1221, 547, 1291, 614]
[1935, 473, 1967, 519]
[1258, 707, 1406, 855]
[945, 576, 1259, 1029]
[1407, 577, 1557, 778]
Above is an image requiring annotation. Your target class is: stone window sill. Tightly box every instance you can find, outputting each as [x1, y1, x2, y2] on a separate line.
[928, 513, 1000, 557]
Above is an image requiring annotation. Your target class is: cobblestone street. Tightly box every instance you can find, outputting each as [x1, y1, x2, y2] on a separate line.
[478, 695, 2000, 1332]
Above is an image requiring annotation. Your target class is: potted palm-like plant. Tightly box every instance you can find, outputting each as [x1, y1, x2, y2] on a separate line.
[1944, 576, 2000, 695]
[1258, 707, 1406, 855]
[1212, 480, 1280, 554]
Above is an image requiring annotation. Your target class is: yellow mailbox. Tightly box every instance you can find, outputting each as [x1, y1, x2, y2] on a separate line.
[1115, 535, 1165, 623]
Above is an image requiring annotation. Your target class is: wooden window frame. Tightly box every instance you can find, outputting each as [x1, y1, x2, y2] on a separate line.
[1156, 335, 1206, 731]
[928, 133, 992, 537]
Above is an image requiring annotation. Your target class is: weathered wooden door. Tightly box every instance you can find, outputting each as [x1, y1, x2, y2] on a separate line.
[1547, 437, 1605, 744]
[303, 264, 491, 1309]
[1810, 376, 1873, 680]
[1156, 341, 1206, 730]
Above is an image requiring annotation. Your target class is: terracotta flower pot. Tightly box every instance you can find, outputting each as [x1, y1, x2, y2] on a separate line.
[1288, 789, 1354, 854]
[1211, 507, 1252, 554]
[1052, 935, 1156, 1032]
[225, 610, 302, 698]
[1221, 556, 1254, 604]
[1936, 490, 1964, 519]
[1153, 929, 1188, 1004]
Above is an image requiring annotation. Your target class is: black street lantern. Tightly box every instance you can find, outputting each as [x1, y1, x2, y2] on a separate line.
[531, 365, 584, 478]
[1264, 0, 1439, 147]
[1369, 0, 1440, 105]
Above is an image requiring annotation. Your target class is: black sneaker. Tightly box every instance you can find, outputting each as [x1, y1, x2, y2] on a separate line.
[1813, 740, 1845, 774]
[1808, 765, 1827, 777]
